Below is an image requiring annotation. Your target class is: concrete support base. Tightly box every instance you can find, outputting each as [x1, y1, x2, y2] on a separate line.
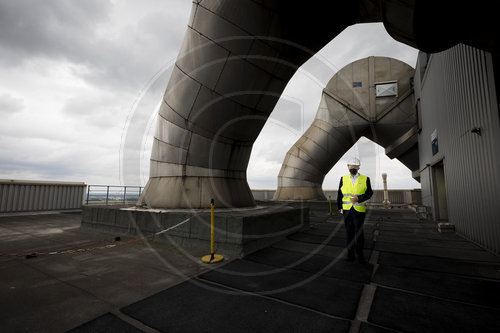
[137, 177, 255, 208]
[81, 205, 309, 257]
[272, 186, 327, 201]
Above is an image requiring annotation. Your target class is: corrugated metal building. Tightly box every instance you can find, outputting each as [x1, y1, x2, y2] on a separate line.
[0, 180, 86, 213]
[414, 44, 500, 253]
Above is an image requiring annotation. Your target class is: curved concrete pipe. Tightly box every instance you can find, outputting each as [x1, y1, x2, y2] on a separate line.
[274, 57, 416, 201]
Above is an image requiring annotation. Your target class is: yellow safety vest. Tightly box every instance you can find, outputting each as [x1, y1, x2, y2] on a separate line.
[341, 174, 368, 213]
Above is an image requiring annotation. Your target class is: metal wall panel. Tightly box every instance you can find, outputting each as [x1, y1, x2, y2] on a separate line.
[0, 180, 86, 213]
[416, 45, 500, 253]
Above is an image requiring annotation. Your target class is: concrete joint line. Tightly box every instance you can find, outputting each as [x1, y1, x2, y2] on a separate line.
[370, 263, 380, 281]
[113, 310, 161, 333]
[368, 250, 379, 266]
[213, 54, 229, 94]
[350, 284, 377, 333]
[322, 88, 370, 122]
[371, 282, 500, 311]
[376, 88, 413, 121]
[196, 277, 348, 321]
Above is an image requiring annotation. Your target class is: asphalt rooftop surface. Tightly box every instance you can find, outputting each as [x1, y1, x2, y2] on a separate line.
[1, 205, 500, 332]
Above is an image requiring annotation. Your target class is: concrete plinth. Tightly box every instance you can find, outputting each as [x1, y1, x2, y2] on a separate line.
[81, 205, 309, 257]
[137, 176, 255, 208]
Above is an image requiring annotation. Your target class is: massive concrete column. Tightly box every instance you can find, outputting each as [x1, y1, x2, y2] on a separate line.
[274, 57, 416, 201]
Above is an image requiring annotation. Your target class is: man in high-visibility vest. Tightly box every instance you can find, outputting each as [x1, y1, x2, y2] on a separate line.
[337, 157, 373, 263]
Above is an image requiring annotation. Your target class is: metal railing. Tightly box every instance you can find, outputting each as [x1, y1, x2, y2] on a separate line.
[252, 189, 422, 205]
[85, 185, 143, 205]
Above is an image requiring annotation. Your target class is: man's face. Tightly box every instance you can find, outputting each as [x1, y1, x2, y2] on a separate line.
[348, 164, 360, 171]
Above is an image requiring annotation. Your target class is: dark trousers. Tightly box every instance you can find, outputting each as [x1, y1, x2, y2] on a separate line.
[344, 208, 365, 258]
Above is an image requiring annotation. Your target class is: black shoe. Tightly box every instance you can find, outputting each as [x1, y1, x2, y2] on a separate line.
[358, 257, 367, 264]
[345, 256, 355, 262]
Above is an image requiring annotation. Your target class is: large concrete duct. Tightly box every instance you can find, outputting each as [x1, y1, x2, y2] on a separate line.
[274, 57, 417, 201]
[137, 1, 380, 208]
[138, 0, 498, 208]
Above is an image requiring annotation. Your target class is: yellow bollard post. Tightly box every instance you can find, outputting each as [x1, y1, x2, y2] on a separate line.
[210, 199, 215, 256]
[201, 198, 224, 264]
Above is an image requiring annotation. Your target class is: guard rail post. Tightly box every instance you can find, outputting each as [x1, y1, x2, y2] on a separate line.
[201, 198, 224, 264]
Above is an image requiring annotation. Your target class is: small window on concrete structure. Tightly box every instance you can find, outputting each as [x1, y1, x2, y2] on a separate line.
[375, 81, 398, 97]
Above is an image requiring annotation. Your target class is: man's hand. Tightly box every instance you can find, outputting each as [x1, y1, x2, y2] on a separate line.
[338, 209, 343, 215]
[350, 195, 359, 203]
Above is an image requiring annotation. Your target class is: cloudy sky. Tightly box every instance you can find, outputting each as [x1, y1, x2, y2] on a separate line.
[0, 0, 420, 190]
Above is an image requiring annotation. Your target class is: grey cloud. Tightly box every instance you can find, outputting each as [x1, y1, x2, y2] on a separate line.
[0, 0, 191, 91]
[248, 175, 277, 190]
[63, 94, 116, 116]
[255, 142, 289, 164]
[0, 93, 24, 116]
[268, 97, 305, 133]
[0, 0, 111, 64]
[358, 137, 381, 159]
[73, 1, 192, 92]
[62, 95, 124, 130]
[0, 159, 78, 181]
[0, 139, 120, 184]
[319, 24, 418, 72]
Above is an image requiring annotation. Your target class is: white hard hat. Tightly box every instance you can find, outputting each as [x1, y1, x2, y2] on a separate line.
[347, 157, 360, 166]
